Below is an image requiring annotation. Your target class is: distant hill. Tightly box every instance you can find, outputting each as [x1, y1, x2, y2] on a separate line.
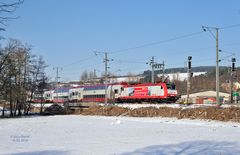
[143, 66, 229, 75]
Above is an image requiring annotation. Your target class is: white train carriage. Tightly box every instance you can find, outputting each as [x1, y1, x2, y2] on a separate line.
[43, 89, 54, 103]
[52, 87, 70, 103]
[69, 86, 84, 102]
[32, 91, 44, 103]
[82, 84, 124, 103]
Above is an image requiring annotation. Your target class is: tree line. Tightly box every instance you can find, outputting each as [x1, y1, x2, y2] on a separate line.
[173, 68, 240, 95]
[0, 39, 48, 117]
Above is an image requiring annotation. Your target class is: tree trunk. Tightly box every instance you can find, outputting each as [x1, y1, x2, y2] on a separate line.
[10, 86, 13, 117]
[1, 102, 5, 117]
[10, 100, 13, 117]
[26, 102, 31, 115]
[18, 101, 22, 116]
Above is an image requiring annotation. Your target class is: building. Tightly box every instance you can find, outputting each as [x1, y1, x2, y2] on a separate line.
[158, 72, 206, 81]
[180, 90, 230, 104]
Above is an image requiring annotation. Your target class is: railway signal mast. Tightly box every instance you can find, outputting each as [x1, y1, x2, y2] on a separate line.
[147, 56, 165, 83]
[187, 56, 192, 103]
[54, 67, 62, 103]
[230, 58, 236, 103]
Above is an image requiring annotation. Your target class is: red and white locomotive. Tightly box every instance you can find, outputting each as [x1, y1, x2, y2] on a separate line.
[32, 82, 180, 103]
[117, 82, 179, 103]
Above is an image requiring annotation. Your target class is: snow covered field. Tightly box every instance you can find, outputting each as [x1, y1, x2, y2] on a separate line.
[1, 115, 240, 155]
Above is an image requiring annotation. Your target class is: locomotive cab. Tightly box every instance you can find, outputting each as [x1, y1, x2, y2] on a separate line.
[166, 83, 177, 93]
[166, 83, 180, 102]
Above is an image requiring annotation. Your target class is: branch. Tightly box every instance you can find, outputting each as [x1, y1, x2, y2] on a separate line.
[0, 0, 24, 13]
[0, 0, 23, 29]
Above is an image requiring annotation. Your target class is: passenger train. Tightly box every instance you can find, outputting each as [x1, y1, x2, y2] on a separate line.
[32, 82, 180, 103]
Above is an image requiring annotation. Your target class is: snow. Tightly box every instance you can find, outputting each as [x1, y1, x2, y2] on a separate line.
[163, 72, 206, 81]
[0, 107, 10, 116]
[31, 103, 57, 108]
[0, 115, 240, 155]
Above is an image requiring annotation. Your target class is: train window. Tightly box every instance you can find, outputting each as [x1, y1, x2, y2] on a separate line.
[114, 89, 118, 94]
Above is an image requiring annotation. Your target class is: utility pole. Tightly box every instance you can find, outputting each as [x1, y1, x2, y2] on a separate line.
[162, 61, 165, 79]
[230, 58, 236, 103]
[151, 56, 155, 83]
[147, 56, 155, 83]
[202, 26, 220, 105]
[216, 28, 220, 105]
[104, 52, 108, 104]
[93, 69, 96, 84]
[95, 51, 113, 104]
[55, 67, 61, 103]
[187, 56, 192, 103]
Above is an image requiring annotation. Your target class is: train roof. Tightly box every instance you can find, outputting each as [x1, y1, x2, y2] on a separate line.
[53, 87, 71, 93]
[124, 82, 166, 87]
[83, 85, 107, 91]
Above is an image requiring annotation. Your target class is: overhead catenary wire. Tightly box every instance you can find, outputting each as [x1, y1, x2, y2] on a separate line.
[220, 23, 240, 30]
[60, 62, 104, 75]
[54, 23, 240, 81]
[60, 24, 240, 69]
[109, 31, 205, 54]
[109, 23, 240, 55]
[61, 55, 97, 68]
[114, 60, 146, 64]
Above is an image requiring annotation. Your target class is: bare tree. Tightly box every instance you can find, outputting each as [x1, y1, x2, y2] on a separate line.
[0, 0, 24, 31]
[0, 39, 24, 116]
[26, 55, 48, 114]
[0, 39, 48, 117]
[88, 71, 96, 80]
[80, 70, 88, 82]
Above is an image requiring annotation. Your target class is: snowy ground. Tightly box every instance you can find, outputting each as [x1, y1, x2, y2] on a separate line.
[116, 103, 240, 109]
[1, 115, 240, 155]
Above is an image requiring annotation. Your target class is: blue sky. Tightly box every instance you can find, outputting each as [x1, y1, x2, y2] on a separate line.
[2, 0, 240, 81]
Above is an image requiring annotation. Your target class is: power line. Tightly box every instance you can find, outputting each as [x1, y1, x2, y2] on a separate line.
[61, 56, 96, 68]
[110, 24, 240, 55]
[60, 62, 103, 75]
[109, 31, 204, 54]
[220, 23, 240, 30]
[50, 24, 240, 81]
[114, 60, 146, 64]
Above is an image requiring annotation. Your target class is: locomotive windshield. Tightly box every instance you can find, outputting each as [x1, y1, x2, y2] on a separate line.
[166, 83, 176, 90]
